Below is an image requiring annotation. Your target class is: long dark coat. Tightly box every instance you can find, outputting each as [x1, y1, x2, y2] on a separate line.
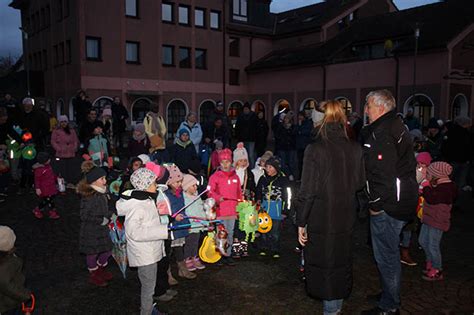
[78, 183, 113, 255]
[296, 123, 365, 300]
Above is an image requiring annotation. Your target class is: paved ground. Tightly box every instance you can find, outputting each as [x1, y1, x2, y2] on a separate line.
[1, 183, 473, 315]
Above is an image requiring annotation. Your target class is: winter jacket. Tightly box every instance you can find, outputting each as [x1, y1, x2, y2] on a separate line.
[78, 185, 114, 255]
[256, 172, 290, 220]
[361, 110, 418, 222]
[252, 161, 265, 186]
[295, 118, 313, 150]
[150, 148, 171, 165]
[165, 189, 190, 239]
[426, 131, 444, 161]
[235, 167, 256, 201]
[422, 182, 457, 232]
[79, 120, 96, 144]
[184, 193, 207, 232]
[168, 141, 200, 174]
[0, 254, 31, 313]
[208, 169, 242, 218]
[275, 124, 297, 151]
[199, 143, 212, 167]
[88, 134, 110, 166]
[51, 127, 79, 158]
[111, 103, 129, 134]
[210, 150, 221, 172]
[116, 190, 169, 267]
[144, 112, 167, 150]
[295, 122, 366, 301]
[255, 118, 269, 152]
[73, 98, 92, 127]
[441, 124, 472, 163]
[175, 121, 203, 154]
[18, 110, 49, 145]
[235, 112, 258, 142]
[33, 163, 58, 197]
[203, 125, 230, 148]
[128, 136, 150, 157]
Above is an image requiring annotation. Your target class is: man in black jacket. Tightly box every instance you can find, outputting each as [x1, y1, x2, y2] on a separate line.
[235, 103, 258, 166]
[361, 90, 418, 315]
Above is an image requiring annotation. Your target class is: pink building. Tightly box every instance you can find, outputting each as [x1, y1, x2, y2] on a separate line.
[10, 0, 474, 135]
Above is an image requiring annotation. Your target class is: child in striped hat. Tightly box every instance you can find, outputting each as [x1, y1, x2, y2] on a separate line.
[418, 161, 457, 281]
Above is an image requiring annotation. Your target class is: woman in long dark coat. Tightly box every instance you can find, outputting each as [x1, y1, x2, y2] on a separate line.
[296, 100, 365, 315]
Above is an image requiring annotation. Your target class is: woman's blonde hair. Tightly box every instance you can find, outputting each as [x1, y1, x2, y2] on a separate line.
[316, 100, 348, 140]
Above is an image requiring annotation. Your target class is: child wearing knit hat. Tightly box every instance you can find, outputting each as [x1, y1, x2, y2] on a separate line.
[116, 168, 169, 314]
[0, 226, 32, 314]
[164, 164, 197, 280]
[418, 161, 457, 281]
[182, 174, 207, 271]
[32, 152, 60, 219]
[208, 148, 242, 266]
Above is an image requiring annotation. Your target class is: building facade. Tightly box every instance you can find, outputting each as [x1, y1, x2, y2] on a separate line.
[9, 0, 474, 135]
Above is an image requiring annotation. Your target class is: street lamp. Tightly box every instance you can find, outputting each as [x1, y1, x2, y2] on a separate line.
[19, 27, 31, 97]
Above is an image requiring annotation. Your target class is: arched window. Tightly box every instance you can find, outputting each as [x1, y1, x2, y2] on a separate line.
[251, 100, 266, 117]
[199, 100, 216, 126]
[403, 94, 434, 127]
[92, 96, 114, 116]
[166, 99, 188, 139]
[273, 99, 290, 116]
[56, 98, 65, 118]
[335, 97, 352, 116]
[228, 101, 243, 128]
[68, 98, 75, 121]
[131, 97, 152, 124]
[300, 98, 317, 118]
[451, 94, 469, 119]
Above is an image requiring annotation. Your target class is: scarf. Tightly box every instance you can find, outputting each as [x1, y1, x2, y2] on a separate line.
[176, 138, 192, 148]
[236, 167, 246, 186]
[91, 184, 107, 194]
[133, 132, 147, 143]
[146, 111, 165, 136]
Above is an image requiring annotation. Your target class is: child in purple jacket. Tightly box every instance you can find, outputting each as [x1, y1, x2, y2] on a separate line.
[419, 161, 457, 281]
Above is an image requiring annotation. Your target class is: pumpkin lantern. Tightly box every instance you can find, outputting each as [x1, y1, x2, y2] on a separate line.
[258, 211, 273, 234]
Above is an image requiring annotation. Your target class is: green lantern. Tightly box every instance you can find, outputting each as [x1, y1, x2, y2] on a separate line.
[22, 145, 37, 160]
[7, 138, 22, 160]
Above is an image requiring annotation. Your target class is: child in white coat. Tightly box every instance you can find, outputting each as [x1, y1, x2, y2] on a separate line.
[116, 168, 169, 315]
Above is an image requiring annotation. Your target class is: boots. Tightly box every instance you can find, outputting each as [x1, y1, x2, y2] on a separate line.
[185, 257, 197, 272]
[231, 241, 241, 259]
[98, 266, 113, 281]
[240, 241, 249, 257]
[89, 269, 108, 287]
[400, 247, 417, 266]
[193, 256, 205, 270]
[177, 261, 197, 279]
[167, 267, 178, 286]
[48, 209, 60, 219]
[422, 268, 443, 281]
[423, 261, 433, 275]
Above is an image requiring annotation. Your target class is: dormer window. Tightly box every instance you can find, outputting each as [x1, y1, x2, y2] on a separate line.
[233, 0, 247, 22]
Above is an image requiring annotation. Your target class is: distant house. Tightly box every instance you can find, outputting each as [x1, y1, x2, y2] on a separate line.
[9, 0, 474, 134]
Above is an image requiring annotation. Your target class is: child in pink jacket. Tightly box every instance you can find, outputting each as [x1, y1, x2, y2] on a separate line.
[208, 148, 242, 265]
[33, 152, 60, 219]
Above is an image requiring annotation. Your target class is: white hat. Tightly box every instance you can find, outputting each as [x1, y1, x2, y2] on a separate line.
[131, 168, 157, 190]
[233, 142, 248, 166]
[0, 226, 16, 252]
[138, 154, 151, 164]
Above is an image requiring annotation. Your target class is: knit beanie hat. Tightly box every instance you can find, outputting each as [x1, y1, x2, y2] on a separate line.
[182, 174, 198, 191]
[86, 167, 107, 184]
[427, 162, 452, 179]
[37, 151, 50, 164]
[165, 164, 184, 185]
[157, 168, 170, 186]
[138, 154, 151, 164]
[416, 152, 432, 166]
[131, 168, 157, 190]
[218, 148, 233, 163]
[265, 156, 281, 174]
[233, 142, 248, 165]
[145, 162, 168, 183]
[178, 128, 190, 138]
[260, 151, 273, 163]
[58, 115, 69, 123]
[134, 123, 145, 133]
[0, 226, 16, 252]
[214, 140, 223, 150]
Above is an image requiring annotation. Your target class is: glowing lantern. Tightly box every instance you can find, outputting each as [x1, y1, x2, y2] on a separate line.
[22, 145, 37, 160]
[257, 211, 273, 234]
[22, 132, 33, 143]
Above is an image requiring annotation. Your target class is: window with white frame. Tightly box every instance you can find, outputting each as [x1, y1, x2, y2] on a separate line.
[86, 36, 101, 61]
[195, 8, 205, 28]
[162, 3, 173, 23]
[126, 0, 138, 17]
[126, 41, 139, 64]
[210, 11, 220, 30]
[233, 0, 247, 22]
[179, 5, 189, 25]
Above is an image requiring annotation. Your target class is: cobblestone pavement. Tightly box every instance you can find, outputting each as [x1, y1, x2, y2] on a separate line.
[1, 185, 473, 315]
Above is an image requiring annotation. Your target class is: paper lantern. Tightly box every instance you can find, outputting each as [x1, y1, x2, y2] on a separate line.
[22, 132, 33, 142]
[22, 145, 37, 160]
[257, 211, 273, 234]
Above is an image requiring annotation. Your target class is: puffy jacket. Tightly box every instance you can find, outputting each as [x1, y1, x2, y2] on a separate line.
[275, 124, 297, 151]
[208, 169, 242, 218]
[422, 182, 457, 232]
[51, 127, 79, 158]
[175, 121, 203, 154]
[168, 141, 200, 175]
[256, 173, 290, 220]
[88, 134, 109, 166]
[184, 193, 207, 232]
[361, 110, 418, 221]
[0, 254, 31, 313]
[165, 189, 190, 239]
[33, 163, 58, 197]
[116, 190, 168, 267]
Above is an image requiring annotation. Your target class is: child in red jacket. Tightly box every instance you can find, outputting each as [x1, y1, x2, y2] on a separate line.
[419, 162, 457, 281]
[208, 148, 242, 265]
[33, 152, 60, 219]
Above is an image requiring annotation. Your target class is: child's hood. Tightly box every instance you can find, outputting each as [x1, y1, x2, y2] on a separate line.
[33, 162, 48, 170]
[116, 189, 157, 216]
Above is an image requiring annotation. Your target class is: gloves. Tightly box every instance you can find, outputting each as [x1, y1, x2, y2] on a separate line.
[101, 217, 110, 226]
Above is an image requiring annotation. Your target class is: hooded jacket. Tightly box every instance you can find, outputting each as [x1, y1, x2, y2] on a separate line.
[208, 168, 242, 218]
[51, 127, 79, 158]
[116, 190, 169, 267]
[33, 163, 58, 197]
[0, 254, 31, 313]
[174, 121, 203, 154]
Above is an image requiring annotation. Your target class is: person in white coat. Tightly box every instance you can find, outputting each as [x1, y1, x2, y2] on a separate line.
[116, 168, 169, 315]
[174, 112, 203, 154]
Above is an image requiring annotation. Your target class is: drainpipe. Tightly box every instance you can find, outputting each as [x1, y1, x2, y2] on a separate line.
[222, 0, 226, 106]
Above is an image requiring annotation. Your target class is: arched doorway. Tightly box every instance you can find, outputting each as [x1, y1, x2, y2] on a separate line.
[68, 98, 75, 121]
[131, 97, 152, 124]
[92, 96, 114, 116]
[166, 99, 188, 140]
[451, 94, 469, 119]
[335, 97, 352, 116]
[56, 98, 65, 118]
[228, 100, 243, 128]
[403, 94, 434, 127]
[199, 100, 216, 126]
[273, 99, 290, 116]
[300, 98, 317, 118]
[251, 100, 266, 117]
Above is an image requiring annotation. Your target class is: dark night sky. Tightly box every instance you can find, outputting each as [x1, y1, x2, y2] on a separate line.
[0, 0, 440, 60]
